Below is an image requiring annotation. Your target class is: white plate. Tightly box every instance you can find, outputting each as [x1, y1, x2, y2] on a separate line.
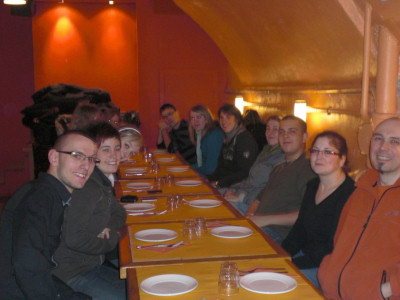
[140, 274, 198, 296]
[134, 229, 178, 242]
[210, 226, 253, 239]
[125, 167, 149, 174]
[175, 180, 203, 187]
[126, 182, 153, 190]
[157, 157, 176, 162]
[124, 203, 156, 212]
[166, 166, 190, 173]
[188, 199, 222, 208]
[240, 272, 297, 294]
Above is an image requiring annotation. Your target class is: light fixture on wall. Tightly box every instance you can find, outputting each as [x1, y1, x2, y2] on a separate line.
[4, 0, 26, 5]
[294, 100, 307, 122]
[109, 0, 114, 4]
[235, 96, 251, 114]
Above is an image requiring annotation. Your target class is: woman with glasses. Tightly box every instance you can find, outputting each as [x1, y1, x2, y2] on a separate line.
[53, 122, 126, 300]
[189, 104, 223, 175]
[281, 131, 355, 288]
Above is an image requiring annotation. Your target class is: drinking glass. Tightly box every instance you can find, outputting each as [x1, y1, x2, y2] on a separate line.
[154, 176, 163, 189]
[218, 261, 239, 296]
[165, 174, 174, 186]
[166, 194, 176, 211]
[174, 194, 183, 207]
[195, 217, 207, 236]
[183, 219, 198, 241]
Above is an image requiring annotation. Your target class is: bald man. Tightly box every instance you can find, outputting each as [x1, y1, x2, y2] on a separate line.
[318, 117, 400, 299]
[0, 130, 98, 300]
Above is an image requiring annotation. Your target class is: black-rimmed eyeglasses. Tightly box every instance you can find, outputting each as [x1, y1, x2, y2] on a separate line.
[56, 150, 100, 164]
[309, 149, 340, 157]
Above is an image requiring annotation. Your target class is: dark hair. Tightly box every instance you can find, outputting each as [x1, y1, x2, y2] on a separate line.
[85, 121, 121, 147]
[70, 102, 103, 130]
[102, 105, 120, 121]
[160, 103, 176, 114]
[243, 110, 263, 127]
[311, 130, 349, 171]
[281, 115, 307, 133]
[121, 110, 141, 127]
[218, 104, 243, 124]
[53, 130, 96, 150]
[266, 115, 281, 124]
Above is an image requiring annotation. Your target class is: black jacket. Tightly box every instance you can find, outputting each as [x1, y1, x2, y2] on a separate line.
[0, 173, 89, 299]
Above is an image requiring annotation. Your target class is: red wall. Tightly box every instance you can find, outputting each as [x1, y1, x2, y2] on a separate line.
[33, 2, 139, 112]
[0, 3, 34, 194]
[136, 0, 229, 146]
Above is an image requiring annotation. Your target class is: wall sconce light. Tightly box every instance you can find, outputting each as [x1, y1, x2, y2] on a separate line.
[235, 96, 251, 114]
[109, 0, 114, 4]
[294, 100, 307, 122]
[4, 0, 26, 4]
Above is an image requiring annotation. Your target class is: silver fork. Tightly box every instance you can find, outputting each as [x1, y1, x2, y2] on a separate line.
[136, 240, 183, 249]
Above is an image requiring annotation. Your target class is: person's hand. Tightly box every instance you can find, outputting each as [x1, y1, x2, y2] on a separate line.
[97, 227, 111, 239]
[159, 119, 169, 131]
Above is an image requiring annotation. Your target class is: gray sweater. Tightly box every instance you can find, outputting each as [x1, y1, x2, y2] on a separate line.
[52, 167, 126, 282]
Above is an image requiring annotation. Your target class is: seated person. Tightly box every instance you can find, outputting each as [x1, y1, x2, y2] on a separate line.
[102, 105, 121, 128]
[243, 109, 267, 151]
[318, 117, 400, 299]
[119, 126, 143, 161]
[157, 103, 196, 164]
[281, 131, 355, 288]
[70, 102, 104, 130]
[0, 131, 97, 299]
[207, 104, 259, 188]
[246, 115, 316, 244]
[52, 122, 127, 300]
[225, 115, 285, 214]
[189, 104, 223, 175]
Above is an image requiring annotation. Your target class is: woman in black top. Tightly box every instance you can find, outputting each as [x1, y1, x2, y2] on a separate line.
[281, 131, 355, 288]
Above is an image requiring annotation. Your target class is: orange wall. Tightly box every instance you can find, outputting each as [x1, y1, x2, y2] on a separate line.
[33, 2, 138, 111]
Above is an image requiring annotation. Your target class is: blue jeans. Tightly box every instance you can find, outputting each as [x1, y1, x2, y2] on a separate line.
[292, 250, 320, 289]
[67, 265, 126, 300]
[231, 201, 249, 215]
[261, 226, 284, 245]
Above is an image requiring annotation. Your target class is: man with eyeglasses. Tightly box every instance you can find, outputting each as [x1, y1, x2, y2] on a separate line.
[318, 117, 400, 299]
[0, 130, 97, 299]
[156, 103, 196, 164]
[245, 115, 316, 244]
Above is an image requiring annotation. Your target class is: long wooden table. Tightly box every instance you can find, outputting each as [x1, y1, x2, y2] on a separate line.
[127, 258, 324, 299]
[117, 152, 324, 299]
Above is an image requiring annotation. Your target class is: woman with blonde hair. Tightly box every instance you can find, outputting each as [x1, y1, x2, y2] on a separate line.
[189, 104, 223, 175]
[119, 126, 143, 161]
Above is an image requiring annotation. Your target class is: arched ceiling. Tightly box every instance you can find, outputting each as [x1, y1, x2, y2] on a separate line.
[173, 0, 400, 90]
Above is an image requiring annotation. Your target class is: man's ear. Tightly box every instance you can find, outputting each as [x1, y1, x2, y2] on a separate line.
[48, 149, 59, 167]
[302, 132, 308, 144]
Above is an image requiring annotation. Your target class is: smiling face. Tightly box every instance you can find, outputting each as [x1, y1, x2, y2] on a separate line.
[96, 137, 121, 177]
[370, 118, 400, 185]
[49, 133, 98, 192]
[121, 138, 141, 160]
[219, 112, 238, 133]
[265, 119, 280, 147]
[278, 118, 307, 161]
[190, 111, 207, 132]
[310, 136, 345, 177]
